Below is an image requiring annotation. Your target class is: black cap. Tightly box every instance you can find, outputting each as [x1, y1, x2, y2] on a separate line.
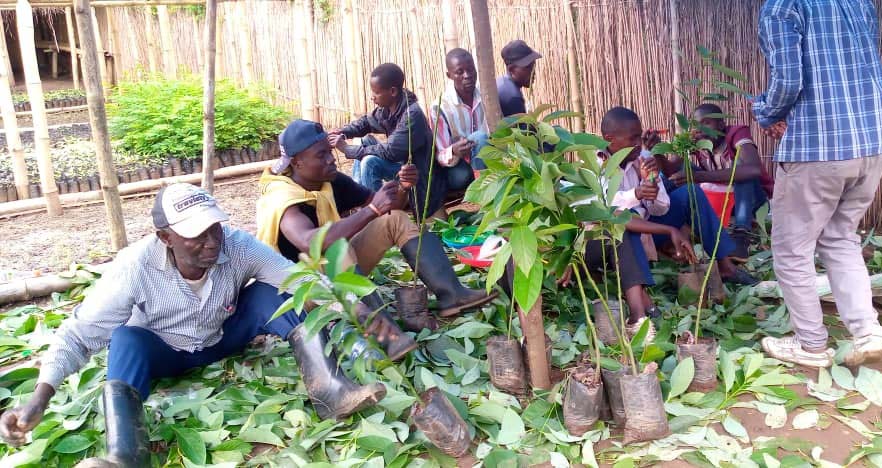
[501, 40, 542, 67]
[271, 120, 328, 174]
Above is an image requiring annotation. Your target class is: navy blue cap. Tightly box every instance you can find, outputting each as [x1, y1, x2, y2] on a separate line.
[271, 120, 328, 174]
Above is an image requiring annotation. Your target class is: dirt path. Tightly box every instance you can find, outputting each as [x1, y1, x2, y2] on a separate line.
[0, 176, 263, 281]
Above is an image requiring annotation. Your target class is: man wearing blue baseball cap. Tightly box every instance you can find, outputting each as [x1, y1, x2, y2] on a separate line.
[257, 120, 497, 332]
[0, 184, 399, 465]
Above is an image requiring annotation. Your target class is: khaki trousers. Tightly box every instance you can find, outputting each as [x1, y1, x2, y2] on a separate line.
[346, 210, 421, 274]
[771, 156, 882, 349]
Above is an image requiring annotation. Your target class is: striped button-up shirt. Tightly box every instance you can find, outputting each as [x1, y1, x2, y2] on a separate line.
[753, 0, 882, 162]
[429, 81, 488, 167]
[38, 226, 295, 389]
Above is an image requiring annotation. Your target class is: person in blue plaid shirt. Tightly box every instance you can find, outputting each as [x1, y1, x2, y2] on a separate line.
[754, 0, 882, 368]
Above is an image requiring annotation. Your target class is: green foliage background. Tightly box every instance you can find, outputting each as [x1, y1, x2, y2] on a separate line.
[108, 76, 289, 160]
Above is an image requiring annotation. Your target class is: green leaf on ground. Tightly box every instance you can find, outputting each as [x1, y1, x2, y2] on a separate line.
[174, 427, 207, 465]
[855, 366, 882, 406]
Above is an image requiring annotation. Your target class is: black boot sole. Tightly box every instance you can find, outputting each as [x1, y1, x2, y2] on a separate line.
[438, 291, 499, 318]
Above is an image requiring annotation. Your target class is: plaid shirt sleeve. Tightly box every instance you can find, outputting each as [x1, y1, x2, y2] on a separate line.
[753, 0, 804, 128]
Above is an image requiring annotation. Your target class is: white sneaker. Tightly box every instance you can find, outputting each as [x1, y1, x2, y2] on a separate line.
[844, 333, 882, 367]
[626, 317, 656, 345]
[761, 336, 833, 368]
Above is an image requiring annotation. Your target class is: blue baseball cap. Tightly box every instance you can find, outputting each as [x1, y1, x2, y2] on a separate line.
[271, 120, 328, 174]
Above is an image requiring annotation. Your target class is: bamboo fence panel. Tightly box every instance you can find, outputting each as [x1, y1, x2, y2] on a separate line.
[91, 0, 882, 228]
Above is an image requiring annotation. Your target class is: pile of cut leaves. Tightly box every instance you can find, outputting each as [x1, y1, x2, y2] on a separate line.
[2, 244, 882, 467]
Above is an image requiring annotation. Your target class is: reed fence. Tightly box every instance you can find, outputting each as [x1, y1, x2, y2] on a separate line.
[10, 0, 882, 227]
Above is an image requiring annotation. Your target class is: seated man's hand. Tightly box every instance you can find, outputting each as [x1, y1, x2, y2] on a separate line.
[372, 182, 404, 214]
[642, 129, 662, 151]
[0, 402, 46, 447]
[639, 156, 659, 181]
[670, 170, 688, 187]
[451, 138, 475, 160]
[669, 229, 698, 264]
[397, 164, 418, 191]
[635, 179, 659, 201]
[557, 264, 574, 287]
[328, 134, 347, 150]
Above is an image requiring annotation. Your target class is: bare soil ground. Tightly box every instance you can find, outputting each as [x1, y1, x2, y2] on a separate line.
[0, 176, 262, 281]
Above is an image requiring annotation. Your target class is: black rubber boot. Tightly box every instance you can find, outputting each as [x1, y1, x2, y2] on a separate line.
[728, 228, 752, 263]
[289, 324, 386, 420]
[356, 295, 417, 361]
[401, 233, 498, 318]
[354, 267, 418, 359]
[75, 380, 149, 468]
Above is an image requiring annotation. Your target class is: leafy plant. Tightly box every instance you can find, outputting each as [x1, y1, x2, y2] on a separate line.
[108, 76, 289, 159]
[465, 105, 639, 369]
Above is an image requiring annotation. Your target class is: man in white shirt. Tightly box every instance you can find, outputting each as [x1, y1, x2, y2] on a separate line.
[429, 48, 490, 191]
[0, 184, 401, 466]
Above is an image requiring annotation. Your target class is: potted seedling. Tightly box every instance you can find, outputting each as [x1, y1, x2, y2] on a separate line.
[663, 46, 752, 393]
[272, 224, 472, 457]
[466, 106, 610, 391]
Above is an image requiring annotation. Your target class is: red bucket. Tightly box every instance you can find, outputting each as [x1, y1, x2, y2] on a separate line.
[702, 187, 736, 228]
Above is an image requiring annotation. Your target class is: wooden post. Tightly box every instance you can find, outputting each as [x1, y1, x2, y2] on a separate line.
[105, 6, 119, 84]
[237, 1, 252, 86]
[0, 15, 13, 89]
[65, 7, 80, 89]
[441, 0, 458, 51]
[215, 3, 224, 77]
[201, 0, 217, 192]
[16, 0, 62, 215]
[408, 6, 427, 109]
[74, 0, 127, 249]
[518, 297, 551, 390]
[304, 0, 319, 121]
[90, 6, 108, 84]
[468, 0, 502, 129]
[143, 6, 158, 73]
[293, 1, 314, 121]
[0, 39, 27, 199]
[341, 0, 358, 119]
[156, 4, 175, 78]
[348, 0, 366, 113]
[670, 0, 683, 115]
[563, 0, 583, 132]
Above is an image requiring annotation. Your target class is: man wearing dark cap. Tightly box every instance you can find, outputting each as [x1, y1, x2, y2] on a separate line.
[0, 184, 398, 465]
[497, 40, 542, 117]
[256, 120, 497, 333]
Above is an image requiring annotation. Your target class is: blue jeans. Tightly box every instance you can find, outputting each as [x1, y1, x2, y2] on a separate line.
[468, 130, 490, 170]
[352, 156, 402, 192]
[107, 282, 302, 399]
[663, 163, 768, 230]
[351, 135, 401, 191]
[649, 185, 736, 260]
[732, 179, 768, 229]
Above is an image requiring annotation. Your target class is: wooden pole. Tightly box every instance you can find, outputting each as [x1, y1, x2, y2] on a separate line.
[64, 7, 80, 89]
[16, 0, 62, 216]
[468, 0, 502, 129]
[0, 36, 27, 200]
[0, 15, 13, 89]
[201, 0, 217, 192]
[292, 1, 314, 121]
[105, 6, 119, 84]
[563, 0, 583, 132]
[670, 0, 683, 115]
[143, 5, 158, 73]
[341, 0, 358, 119]
[156, 4, 175, 78]
[441, 0, 458, 51]
[74, 0, 127, 249]
[348, 0, 366, 113]
[408, 6, 427, 110]
[215, 3, 224, 77]
[236, 1, 252, 85]
[90, 6, 108, 84]
[304, 0, 319, 121]
[518, 296, 551, 390]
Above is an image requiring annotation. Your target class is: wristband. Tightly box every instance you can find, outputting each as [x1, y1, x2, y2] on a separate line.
[367, 203, 383, 217]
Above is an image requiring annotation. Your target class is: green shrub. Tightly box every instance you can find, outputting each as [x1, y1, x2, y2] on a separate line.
[108, 76, 290, 159]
